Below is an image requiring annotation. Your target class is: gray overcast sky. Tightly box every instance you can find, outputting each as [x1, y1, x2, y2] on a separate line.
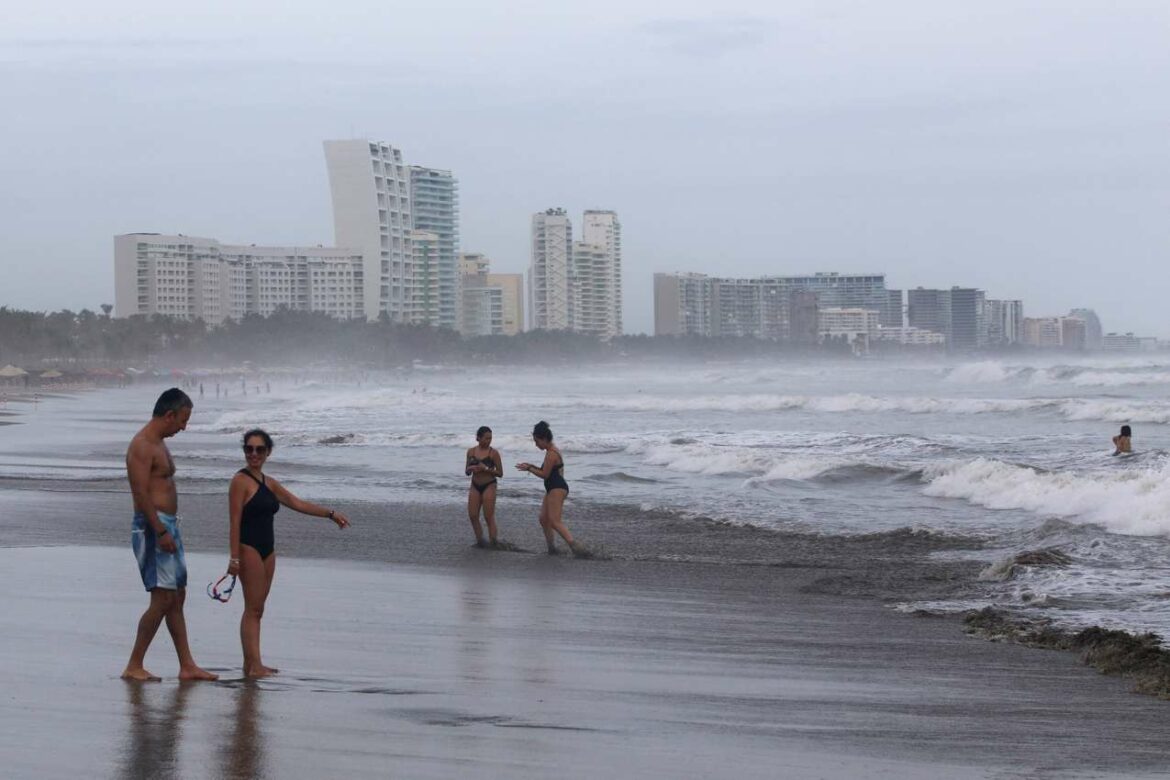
[2, 1, 1168, 336]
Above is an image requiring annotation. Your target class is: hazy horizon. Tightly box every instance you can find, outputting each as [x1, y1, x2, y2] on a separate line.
[2, 1, 1168, 336]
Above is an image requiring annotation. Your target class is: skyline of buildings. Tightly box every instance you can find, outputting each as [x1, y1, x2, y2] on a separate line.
[653, 270, 1142, 352]
[109, 138, 1152, 348]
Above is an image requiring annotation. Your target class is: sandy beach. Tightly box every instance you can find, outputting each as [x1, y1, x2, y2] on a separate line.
[3, 485, 1170, 779]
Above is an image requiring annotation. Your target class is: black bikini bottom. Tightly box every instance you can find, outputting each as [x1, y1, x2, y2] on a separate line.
[471, 479, 498, 496]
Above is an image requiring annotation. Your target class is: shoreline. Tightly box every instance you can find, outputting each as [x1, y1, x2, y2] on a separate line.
[3, 483, 1170, 698]
[4, 540, 1170, 778]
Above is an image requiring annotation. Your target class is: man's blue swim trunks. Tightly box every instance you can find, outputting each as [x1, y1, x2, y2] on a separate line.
[131, 512, 187, 591]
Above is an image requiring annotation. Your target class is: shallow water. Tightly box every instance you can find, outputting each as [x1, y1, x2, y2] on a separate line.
[4, 356, 1170, 639]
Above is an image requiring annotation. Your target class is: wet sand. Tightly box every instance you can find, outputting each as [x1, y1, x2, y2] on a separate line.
[2, 487, 1170, 778]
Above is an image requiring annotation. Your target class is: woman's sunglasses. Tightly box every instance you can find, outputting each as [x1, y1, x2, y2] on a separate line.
[243, 445, 268, 455]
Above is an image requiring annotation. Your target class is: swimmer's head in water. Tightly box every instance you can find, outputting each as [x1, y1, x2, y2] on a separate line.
[1120, 425, 1132, 437]
[533, 420, 553, 448]
[476, 426, 492, 445]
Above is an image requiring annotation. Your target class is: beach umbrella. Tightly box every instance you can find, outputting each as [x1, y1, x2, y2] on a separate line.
[40, 369, 64, 379]
[0, 365, 27, 377]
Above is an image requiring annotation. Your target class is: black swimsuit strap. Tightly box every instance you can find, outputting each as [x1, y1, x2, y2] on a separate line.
[238, 469, 265, 486]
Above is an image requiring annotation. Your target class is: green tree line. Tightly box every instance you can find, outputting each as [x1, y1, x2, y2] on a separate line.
[0, 306, 843, 368]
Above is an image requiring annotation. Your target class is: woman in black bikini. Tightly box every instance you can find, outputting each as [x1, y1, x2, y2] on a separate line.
[227, 429, 350, 678]
[516, 420, 579, 555]
[465, 426, 502, 548]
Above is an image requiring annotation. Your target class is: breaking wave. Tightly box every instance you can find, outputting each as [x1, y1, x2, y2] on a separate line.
[922, 457, 1170, 536]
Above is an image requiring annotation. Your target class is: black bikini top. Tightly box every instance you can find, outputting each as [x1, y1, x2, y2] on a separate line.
[468, 452, 497, 471]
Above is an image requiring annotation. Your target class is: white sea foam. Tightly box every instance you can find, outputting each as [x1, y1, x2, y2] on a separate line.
[944, 361, 1024, 384]
[1067, 371, 1170, 387]
[922, 457, 1170, 536]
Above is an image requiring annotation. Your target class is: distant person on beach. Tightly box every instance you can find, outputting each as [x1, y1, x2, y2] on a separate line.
[465, 426, 502, 548]
[122, 388, 217, 682]
[516, 420, 580, 555]
[1112, 425, 1133, 456]
[227, 428, 351, 678]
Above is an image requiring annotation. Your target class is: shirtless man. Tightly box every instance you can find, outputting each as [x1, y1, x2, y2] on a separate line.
[121, 388, 217, 682]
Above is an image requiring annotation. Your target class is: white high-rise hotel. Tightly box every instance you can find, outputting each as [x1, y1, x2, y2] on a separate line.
[530, 209, 573, 331]
[323, 140, 414, 322]
[529, 208, 622, 338]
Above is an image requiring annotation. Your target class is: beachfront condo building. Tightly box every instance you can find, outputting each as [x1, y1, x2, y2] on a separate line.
[653, 271, 893, 342]
[114, 234, 364, 324]
[459, 253, 524, 337]
[985, 299, 1024, 346]
[1068, 308, 1103, 349]
[569, 242, 618, 338]
[908, 287, 988, 350]
[530, 209, 573, 331]
[410, 166, 460, 330]
[323, 140, 413, 322]
[582, 210, 623, 336]
[487, 273, 524, 336]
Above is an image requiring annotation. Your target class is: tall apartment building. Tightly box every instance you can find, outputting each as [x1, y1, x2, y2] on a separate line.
[1022, 317, 1064, 347]
[985, 299, 1024, 346]
[582, 210, 622, 335]
[907, 288, 952, 339]
[570, 241, 619, 338]
[459, 252, 499, 337]
[530, 209, 572, 330]
[654, 273, 713, 336]
[323, 140, 413, 321]
[488, 273, 524, 336]
[1068, 309, 1103, 349]
[885, 289, 905, 328]
[410, 166, 460, 330]
[1061, 317, 1087, 350]
[907, 287, 988, 350]
[459, 252, 525, 337]
[949, 288, 987, 350]
[114, 234, 364, 323]
[409, 231, 443, 326]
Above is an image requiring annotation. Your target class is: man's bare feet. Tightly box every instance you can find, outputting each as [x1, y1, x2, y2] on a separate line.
[244, 664, 279, 679]
[121, 667, 161, 682]
[178, 665, 219, 681]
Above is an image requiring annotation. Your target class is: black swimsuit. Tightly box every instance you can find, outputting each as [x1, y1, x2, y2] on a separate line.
[543, 454, 569, 494]
[238, 469, 279, 559]
[468, 453, 498, 495]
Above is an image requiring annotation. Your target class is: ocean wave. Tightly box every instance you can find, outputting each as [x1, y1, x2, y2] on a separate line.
[944, 361, 1170, 389]
[944, 361, 1033, 385]
[582, 471, 661, 484]
[563, 393, 1170, 424]
[922, 457, 1170, 536]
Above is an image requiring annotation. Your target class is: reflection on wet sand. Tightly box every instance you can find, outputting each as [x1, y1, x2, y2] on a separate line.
[219, 682, 267, 780]
[120, 682, 190, 780]
[458, 575, 494, 684]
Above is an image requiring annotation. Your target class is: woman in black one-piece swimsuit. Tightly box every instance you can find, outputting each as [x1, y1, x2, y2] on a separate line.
[516, 420, 580, 555]
[227, 428, 351, 678]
